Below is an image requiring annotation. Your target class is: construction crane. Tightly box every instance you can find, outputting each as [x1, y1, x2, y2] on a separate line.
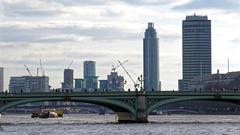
[24, 65, 32, 76]
[112, 60, 128, 72]
[117, 60, 139, 90]
[68, 60, 73, 69]
[40, 59, 45, 76]
[37, 68, 39, 76]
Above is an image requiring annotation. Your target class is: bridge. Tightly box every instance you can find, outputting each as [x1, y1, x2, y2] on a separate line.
[1, 90, 240, 123]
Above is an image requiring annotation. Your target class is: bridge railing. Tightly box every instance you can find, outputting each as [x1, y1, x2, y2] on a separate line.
[1, 89, 240, 96]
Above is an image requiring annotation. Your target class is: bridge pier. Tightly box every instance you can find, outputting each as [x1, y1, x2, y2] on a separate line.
[136, 91, 148, 123]
[116, 112, 136, 123]
[116, 91, 148, 123]
[116, 112, 148, 123]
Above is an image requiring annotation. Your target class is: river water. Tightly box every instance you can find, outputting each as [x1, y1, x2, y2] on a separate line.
[1, 114, 240, 135]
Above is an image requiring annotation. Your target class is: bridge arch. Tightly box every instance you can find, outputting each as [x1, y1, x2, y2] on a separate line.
[0, 96, 137, 122]
[146, 96, 240, 115]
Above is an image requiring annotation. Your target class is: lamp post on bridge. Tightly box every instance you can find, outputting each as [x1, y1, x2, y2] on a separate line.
[138, 75, 144, 91]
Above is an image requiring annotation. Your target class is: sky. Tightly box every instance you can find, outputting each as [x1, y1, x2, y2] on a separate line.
[0, 0, 240, 90]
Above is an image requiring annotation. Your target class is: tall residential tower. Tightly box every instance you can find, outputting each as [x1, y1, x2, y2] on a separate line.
[179, 14, 211, 91]
[84, 61, 98, 90]
[143, 22, 160, 91]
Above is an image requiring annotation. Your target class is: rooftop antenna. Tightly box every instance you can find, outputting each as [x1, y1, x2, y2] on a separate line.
[37, 68, 39, 76]
[227, 58, 229, 73]
[40, 59, 45, 76]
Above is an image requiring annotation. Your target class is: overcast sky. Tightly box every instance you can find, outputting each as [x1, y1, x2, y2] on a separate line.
[0, 0, 240, 90]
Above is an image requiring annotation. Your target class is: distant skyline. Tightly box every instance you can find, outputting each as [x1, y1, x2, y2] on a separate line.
[0, 0, 240, 90]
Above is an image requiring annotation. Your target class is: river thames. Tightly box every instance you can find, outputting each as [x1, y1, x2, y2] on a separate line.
[1, 114, 240, 135]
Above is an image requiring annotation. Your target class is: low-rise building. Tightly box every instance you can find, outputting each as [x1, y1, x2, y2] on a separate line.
[189, 71, 240, 91]
[9, 76, 49, 93]
[99, 80, 108, 90]
[75, 78, 85, 91]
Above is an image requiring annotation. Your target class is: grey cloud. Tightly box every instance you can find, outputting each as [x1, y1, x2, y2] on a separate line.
[230, 38, 240, 44]
[46, 0, 108, 6]
[0, 25, 43, 43]
[159, 33, 180, 42]
[118, 0, 177, 5]
[0, 48, 142, 75]
[0, 43, 31, 50]
[0, 22, 180, 44]
[0, 23, 141, 44]
[1, 1, 64, 17]
[47, 0, 177, 6]
[173, 0, 240, 11]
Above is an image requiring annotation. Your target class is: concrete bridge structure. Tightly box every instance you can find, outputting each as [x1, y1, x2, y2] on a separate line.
[1, 91, 240, 123]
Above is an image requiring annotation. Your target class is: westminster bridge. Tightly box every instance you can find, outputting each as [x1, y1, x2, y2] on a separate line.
[1, 90, 240, 123]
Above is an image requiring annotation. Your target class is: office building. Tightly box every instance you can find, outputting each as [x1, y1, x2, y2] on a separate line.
[107, 71, 124, 91]
[9, 76, 49, 93]
[62, 69, 74, 90]
[85, 76, 98, 91]
[179, 14, 211, 91]
[99, 80, 108, 90]
[0, 67, 3, 92]
[143, 22, 160, 91]
[75, 78, 85, 91]
[84, 61, 98, 90]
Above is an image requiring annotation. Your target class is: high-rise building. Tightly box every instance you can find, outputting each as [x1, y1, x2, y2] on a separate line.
[179, 14, 211, 91]
[0, 67, 3, 92]
[9, 76, 49, 93]
[62, 69, 74, 90]
[143, 22, 160, 91]
[84, 61, 98, 90]
[84, 61, 96, 78]
[107, 71, 124, 91]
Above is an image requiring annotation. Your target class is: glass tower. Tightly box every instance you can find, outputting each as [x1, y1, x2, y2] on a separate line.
[84, 61, 98, 90]
[84, 61, 96, 78]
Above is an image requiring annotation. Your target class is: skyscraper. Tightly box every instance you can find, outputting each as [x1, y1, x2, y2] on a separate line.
[62, 69, 74, 90]
[179, 14, 211, 91]
[84, 61, 96, 78]
[84, 61, 98, 90]
[143, 22, 160, 91]
[0, 67, 3, 92]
